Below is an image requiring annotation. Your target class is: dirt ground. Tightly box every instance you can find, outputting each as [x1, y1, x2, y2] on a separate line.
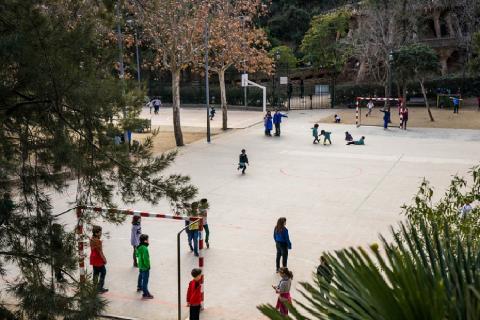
[319, 107, 480, 129]
[133, 127, 221, 154]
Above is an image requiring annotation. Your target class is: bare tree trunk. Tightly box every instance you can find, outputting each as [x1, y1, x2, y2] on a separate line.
[218, 69, 228, 130]
[439, 56, 448, 76]
[402, 83, 407, 107]
[445, 11, 455, 37]
[172, 69, 184, 146]
[433, 10, 441, 38]
[419, 80, 434, 122]
[355, 60, 367, 84]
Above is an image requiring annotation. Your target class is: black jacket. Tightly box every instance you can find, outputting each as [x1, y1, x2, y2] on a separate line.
[239, 154, 249, 164]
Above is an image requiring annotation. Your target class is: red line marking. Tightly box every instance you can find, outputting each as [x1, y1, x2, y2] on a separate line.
[101, 292, 180, 307]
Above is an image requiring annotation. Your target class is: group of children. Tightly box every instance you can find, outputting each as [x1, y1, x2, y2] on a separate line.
[311, 124, 332, 145]
[184, 199, 211, 256]
[147, 97, 162, 114]
[345, 131, 365, 145]
[264, 110, 288, 136]
[88, 201, 209, 318]
[311, 124, 365, 146]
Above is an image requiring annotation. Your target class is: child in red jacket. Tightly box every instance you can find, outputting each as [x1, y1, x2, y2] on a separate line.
[187, 268, 203, 320]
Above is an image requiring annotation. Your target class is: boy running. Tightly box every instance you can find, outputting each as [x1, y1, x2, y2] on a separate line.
[366, 100, 374, 117]
[238, 149, 249, 174]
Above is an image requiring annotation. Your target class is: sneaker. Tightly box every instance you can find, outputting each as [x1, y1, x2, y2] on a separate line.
[98, 288, 109, 294]
[194, 253, 199, 257]
[206, 242, 210, 249]
[142, 294, 154, 299]
[137, 287, 142, 292]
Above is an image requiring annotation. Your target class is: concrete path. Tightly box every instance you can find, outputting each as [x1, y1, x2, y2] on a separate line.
[48, 109, 479, 320]
[140, 107, 264, 130]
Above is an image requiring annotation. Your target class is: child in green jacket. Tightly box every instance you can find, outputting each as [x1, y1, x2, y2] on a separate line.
[136, 234, 153, 299]
[311, 124, 319, 144]
[320, 130, 332, 145]
[199, 198, 210, 248]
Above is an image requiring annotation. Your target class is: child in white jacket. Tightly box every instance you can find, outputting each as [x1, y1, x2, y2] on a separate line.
[131, 215, 142, 267]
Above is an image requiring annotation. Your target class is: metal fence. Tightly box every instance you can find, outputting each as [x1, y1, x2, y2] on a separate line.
[148, 81, 332, 110]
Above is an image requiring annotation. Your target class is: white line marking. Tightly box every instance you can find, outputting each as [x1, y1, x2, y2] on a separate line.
[280, 150, 478, 165]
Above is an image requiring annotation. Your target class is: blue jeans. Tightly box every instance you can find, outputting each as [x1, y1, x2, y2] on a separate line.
[93, 265, 106, 290]
[191, 230, 199, 255]
[138, 269, 150, 296]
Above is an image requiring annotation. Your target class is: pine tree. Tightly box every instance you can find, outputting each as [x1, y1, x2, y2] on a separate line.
[0, 0, 197, 318]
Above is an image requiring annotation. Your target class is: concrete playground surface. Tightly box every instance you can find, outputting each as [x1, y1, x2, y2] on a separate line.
[48, 109, 479, 320]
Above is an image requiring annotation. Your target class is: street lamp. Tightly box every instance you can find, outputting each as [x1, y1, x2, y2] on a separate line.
[273, 49, 281, 109]
[388, 50, 394, 99]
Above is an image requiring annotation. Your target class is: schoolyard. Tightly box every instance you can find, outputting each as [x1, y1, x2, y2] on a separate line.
[46, 108, 479, 319]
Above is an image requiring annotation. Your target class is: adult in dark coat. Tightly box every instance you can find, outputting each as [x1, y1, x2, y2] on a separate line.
[273, 110, 288, 136]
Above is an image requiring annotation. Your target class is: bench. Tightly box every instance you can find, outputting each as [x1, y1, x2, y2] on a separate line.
[407, 97, 426, 106]
[135, 119, 152, 133]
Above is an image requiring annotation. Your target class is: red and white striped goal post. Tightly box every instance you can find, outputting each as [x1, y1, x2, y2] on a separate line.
[355, 97, 403, 127]
[75, 206, 205, 304]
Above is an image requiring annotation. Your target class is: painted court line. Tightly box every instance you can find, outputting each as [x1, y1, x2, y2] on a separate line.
[280, 150, 478, 165]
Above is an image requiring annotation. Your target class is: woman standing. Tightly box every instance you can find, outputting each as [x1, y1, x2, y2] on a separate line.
[272, 267, 293, 316]
[131, 215, 142, 267]
[273, 217, 292, 272]
[264, 111, 273, 136]
[401, 106, 408, 130]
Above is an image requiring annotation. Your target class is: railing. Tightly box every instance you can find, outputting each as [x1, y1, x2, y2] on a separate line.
[419, 37, 460, 48]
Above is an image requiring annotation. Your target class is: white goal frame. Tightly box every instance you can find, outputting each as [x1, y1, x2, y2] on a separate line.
[355, 97, 403, 127]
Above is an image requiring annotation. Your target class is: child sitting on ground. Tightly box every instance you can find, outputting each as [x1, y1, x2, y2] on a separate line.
[347, 136, 365, 145]
[345, 131, 353, 142]
[311, 124, 320, 144]
[334, 114, 341, 123]
[320, 130, 332, 145]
